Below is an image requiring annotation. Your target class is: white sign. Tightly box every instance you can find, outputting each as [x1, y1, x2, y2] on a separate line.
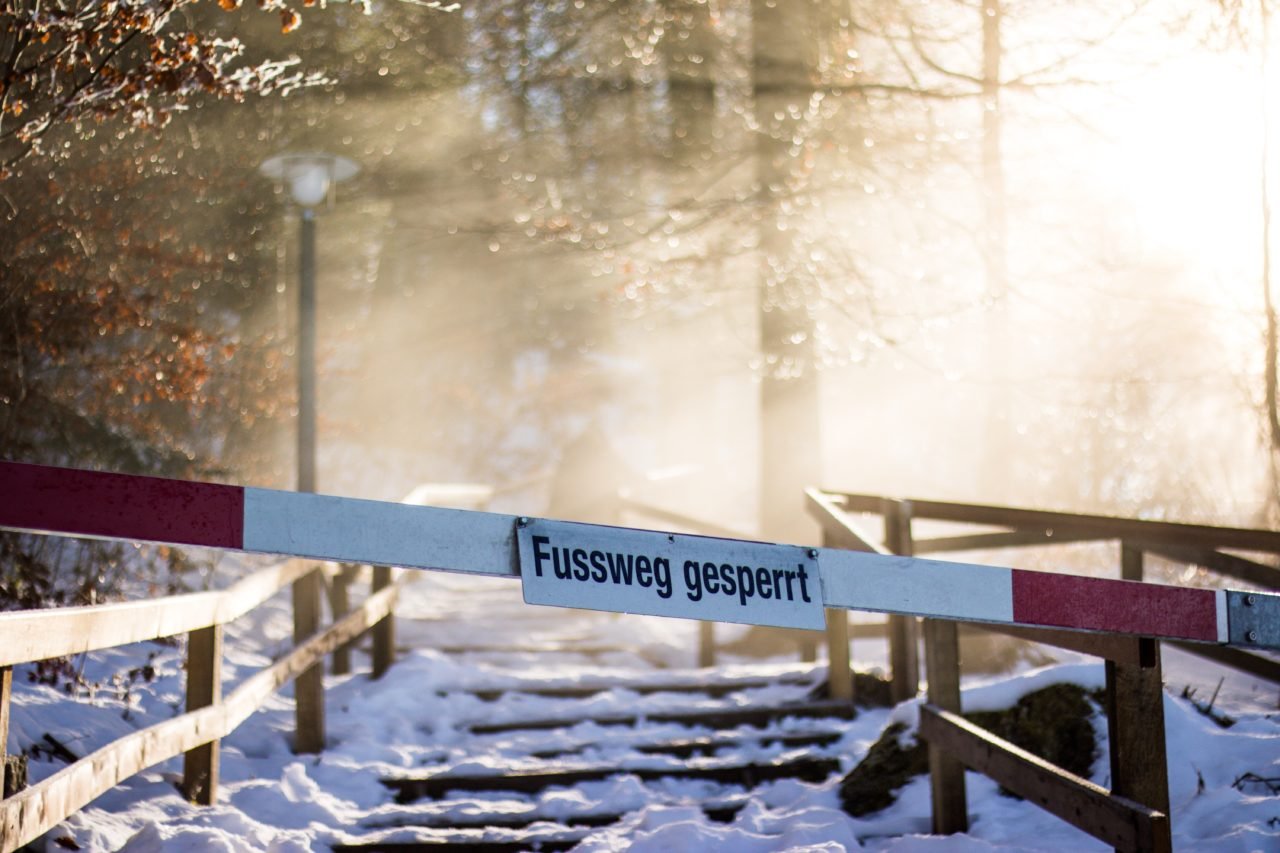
[518, 518, 826, 630]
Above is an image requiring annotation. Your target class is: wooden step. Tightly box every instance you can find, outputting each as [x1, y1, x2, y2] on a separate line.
[384, 754, 842, 803]
[467, 699, 856, 735]
[526, 728, 843, 760]
[464, 672, 816, 702]
[333, 836, 586, 852]
[360, 797, 748, 832]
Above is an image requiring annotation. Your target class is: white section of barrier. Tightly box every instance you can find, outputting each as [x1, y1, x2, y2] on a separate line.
[819, 550, 1015, 624]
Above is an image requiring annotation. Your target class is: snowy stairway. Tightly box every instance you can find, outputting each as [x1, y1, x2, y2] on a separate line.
[334, 668, 857, 850]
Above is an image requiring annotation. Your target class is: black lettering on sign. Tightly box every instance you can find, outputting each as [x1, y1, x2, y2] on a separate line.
[532, 535, 552, 577]
[736, 564, 754, 606]
[684, 560, 702, 602]
[654, 558, 673, 599]
[756, 567, 773, 600]
[530, 529, 814, 616]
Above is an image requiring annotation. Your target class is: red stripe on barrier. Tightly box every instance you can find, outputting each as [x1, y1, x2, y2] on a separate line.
[1011, 569, 1218, 642]
[0, 461, 243, 549]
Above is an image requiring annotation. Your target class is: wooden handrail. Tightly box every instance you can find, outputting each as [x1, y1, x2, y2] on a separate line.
[0, 561, 313, 668]
[803, 488, 888, 555]
[0, 577, 402, 852]
[918, 705, 1170, 853]
[617, 496, 752, 540]
[1136, 542, 1280, 590]
[827, 490, 1280, 554]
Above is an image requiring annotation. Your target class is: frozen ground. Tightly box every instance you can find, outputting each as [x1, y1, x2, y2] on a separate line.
[6, 557, 1280, 852]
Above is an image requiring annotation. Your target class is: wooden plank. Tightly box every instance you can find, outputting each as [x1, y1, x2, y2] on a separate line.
[467, 700, 857, 736]
[0, 580, 403, 853]
[0, 560, 310, 668]
[1106, 639, 1172, 823]
[617, 497, 752, 540]
[0, 666, 10, 799]
[924, 619, 966, 834]
[918, 705, 1170, 853]
[292, 565, 326, 754]
[913, 528, 1105, 554]
[1168, 641, 1280, 683]
[383, 755, 841, 802]
[804, 488, 887, 555]
[883, 500, 920, 703]
[358, 798, 750, 832]
[528, 730, 842, 760]
[222, 581, 401, 731]
[467, 672, 816, 701]
[962, 623, 1147, 666]
[1138, 542, 1280, 590]
[182, 625, 222, 805]
[372, 566, 395, 680]
[829, 490, 1280, 555]
[333, 838, 585, 852]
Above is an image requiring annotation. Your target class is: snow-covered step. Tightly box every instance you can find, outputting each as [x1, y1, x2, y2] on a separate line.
[466, 698, 857, 735]
[526, 727, 844, 759]
[332, 830, 590, 852]
[382, 754, 842, 802]
[359, 797, 750, 832]
[463, 671, 818, 701]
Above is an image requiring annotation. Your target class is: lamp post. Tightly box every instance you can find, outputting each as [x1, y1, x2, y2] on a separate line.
[259, 152, 359, 493]
[259, 152, 358, 754]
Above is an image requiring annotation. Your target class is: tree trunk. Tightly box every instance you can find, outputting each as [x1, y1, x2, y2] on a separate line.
[751, 0, 829, 544]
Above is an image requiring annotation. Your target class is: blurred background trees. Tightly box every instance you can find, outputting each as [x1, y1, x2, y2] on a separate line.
[3, 0, 1277, 606]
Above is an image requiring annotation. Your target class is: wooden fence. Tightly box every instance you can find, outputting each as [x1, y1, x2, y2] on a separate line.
[806, 488, 1280, 853]
[0, 559, 404, 853]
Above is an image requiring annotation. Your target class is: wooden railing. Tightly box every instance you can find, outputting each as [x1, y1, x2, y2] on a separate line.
[806, 488, 1280, 853]
[0, 559, 406, 853]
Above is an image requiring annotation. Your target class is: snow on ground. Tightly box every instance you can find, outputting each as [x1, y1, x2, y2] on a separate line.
[6, 557, 1280, 852]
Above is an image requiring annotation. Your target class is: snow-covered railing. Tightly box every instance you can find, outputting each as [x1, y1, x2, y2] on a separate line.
[806, 487, 1280, 853]
[0, 544, 405, 851]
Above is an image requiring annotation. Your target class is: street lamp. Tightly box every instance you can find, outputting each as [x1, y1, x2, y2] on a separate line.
[259, 151, 358, 755]
[259, 153, 359, 494]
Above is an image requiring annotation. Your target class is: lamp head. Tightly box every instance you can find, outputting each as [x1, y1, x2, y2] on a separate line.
[260, 153, 359, 209]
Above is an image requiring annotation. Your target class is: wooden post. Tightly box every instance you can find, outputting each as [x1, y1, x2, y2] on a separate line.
[1, 666, 10, 799]
[698, 621, 716, 668]
[1105, 635, 1171, 853]
[372, 566, 394, 680]
[1121, 541, 1144, 582]
[883, 499, 920, 702]
[293, 564, 325, 753]
[1111, 545, 1171, 848]
[825, 608, 852, 702]
[924, 618, 967, 833]
[823, 524, 854, 702]
[328, 564, 359, 675]
[182, 625, 222, 805]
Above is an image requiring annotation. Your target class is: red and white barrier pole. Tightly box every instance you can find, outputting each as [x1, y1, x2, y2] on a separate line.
[1, 461, 1276, 650]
